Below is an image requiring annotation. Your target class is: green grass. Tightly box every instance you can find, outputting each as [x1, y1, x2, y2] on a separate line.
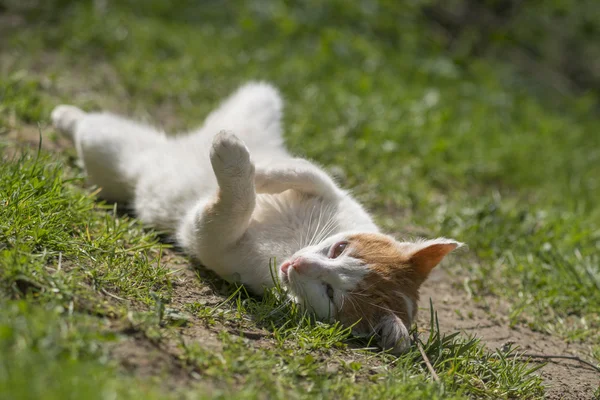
[0, 301, 172, 400]
[0, 147, 178, 398]
[0, 148, 171, 306]
[1, 0, 599, 398]
[0, 151, 545, 399]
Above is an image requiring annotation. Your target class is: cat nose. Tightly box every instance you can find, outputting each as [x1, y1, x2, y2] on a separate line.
[281, 257, 309, 276]
[280, 261, 291, 274]
[290, 257, 309, 273]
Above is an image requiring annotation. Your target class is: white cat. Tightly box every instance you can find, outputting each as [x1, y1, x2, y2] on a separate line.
[51, 82, 461, 353]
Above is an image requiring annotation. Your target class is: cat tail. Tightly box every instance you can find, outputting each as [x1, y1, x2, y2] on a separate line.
[199, 81, 285, 152]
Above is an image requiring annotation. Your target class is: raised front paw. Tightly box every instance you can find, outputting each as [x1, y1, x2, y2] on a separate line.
[210, 130, 254, 181]
[51, 105, 86, 138]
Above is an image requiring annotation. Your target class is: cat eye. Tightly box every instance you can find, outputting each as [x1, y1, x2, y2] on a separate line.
[329, 241, 348, 259]
[325, 284, 335, 300]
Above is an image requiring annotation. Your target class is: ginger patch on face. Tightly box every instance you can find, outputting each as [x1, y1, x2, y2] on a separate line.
[338, 234, 417, 330]
[337, 233, 461, 336]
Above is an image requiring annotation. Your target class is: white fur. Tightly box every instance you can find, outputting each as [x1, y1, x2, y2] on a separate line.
[51, 82, 379, 299]
[376, 314, 411, 354]
[51, 82, 466, 354]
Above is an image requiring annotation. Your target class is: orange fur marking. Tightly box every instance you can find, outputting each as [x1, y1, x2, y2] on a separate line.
[338, 233, 457, 336]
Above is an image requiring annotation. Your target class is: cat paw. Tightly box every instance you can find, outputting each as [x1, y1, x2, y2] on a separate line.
[210, 130, 254, 181]
[51, 105, 86, 138]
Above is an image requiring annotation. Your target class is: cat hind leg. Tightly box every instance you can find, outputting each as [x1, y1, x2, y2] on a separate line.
[51, 106, 166, 203]
[199, 82, 286, 154]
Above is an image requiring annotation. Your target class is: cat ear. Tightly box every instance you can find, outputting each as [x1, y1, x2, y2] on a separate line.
[408, 238, 463, 279]
[375, 314, 411, 354]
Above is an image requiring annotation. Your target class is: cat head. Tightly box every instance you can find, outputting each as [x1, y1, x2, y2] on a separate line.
[278, 232, 462, 354]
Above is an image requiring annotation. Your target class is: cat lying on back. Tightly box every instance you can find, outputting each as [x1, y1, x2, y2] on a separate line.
[51, 82, 462, 353]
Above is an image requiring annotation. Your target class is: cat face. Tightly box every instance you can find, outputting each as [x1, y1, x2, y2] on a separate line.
[278, 232, 462, 354]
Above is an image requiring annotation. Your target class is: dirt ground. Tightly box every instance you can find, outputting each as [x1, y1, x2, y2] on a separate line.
[420, 268, 599, 399]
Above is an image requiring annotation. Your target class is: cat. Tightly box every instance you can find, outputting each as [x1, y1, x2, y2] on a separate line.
[51, 82, 462, 353]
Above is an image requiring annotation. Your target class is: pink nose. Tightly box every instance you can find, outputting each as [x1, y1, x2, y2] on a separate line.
[281, 257, 308, 275]
[280, 261, 291, 274]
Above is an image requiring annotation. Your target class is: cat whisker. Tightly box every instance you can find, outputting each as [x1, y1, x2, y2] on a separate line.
[349, 281, 383, 296]
[310, 205, 339, 247]
[311, 202, 333, 246]
[269, 296, 294, 315]
[345, 294, 372, 330]
[364, 301, 396, 315]
[313, 211, 338, 245]
[308, 202, 325, 247]
[290, 280, 310, 311]
[318, 221, 339, 244]
[303, 203, 318, 247]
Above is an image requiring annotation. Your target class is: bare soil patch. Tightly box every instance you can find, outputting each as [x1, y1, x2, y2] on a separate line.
[420, 268, 600, 399]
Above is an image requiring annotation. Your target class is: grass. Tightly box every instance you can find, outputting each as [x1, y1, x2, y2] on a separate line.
[0, 151, 545, 399]
[0, 148, 171, 306]
[0, 301, 171, 400]
[1, 0, 599, 398]
[0, 146, 547, 400]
